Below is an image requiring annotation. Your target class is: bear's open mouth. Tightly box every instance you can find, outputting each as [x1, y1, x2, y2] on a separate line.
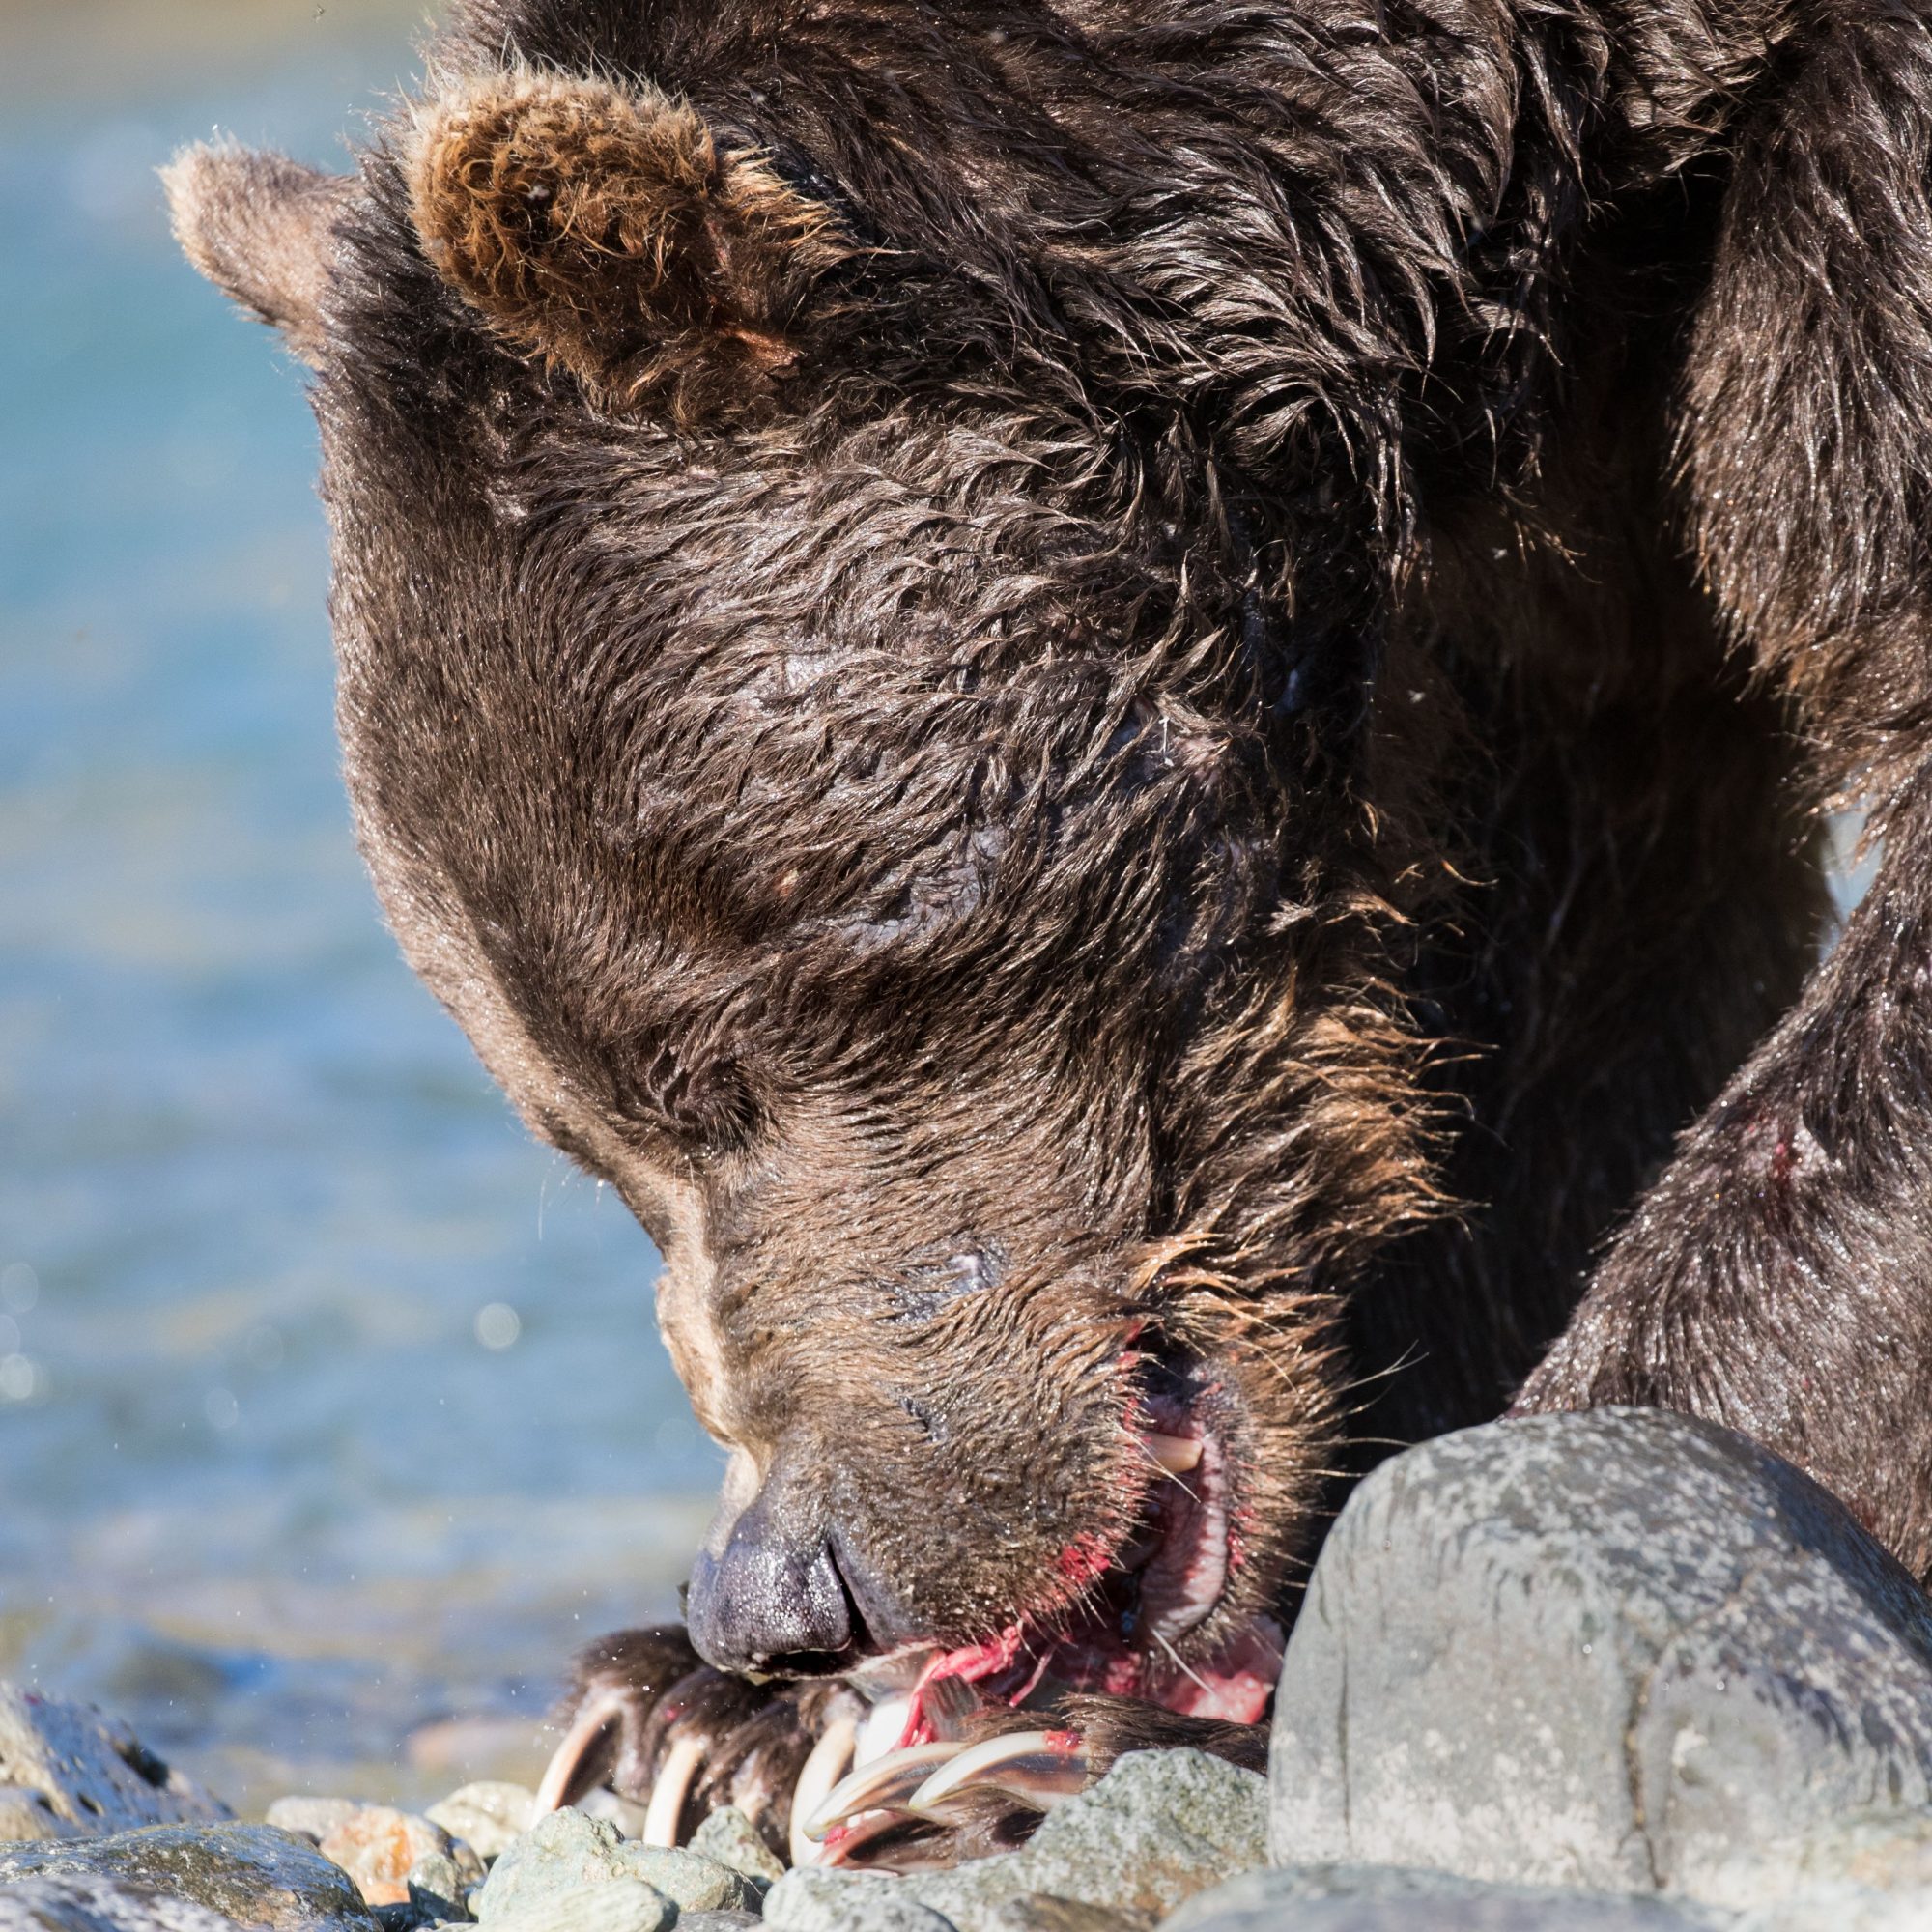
[864, 1383, 1282, 1745]
[793, 1370, 1284, 1864]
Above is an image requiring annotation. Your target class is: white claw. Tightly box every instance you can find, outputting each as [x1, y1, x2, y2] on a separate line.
[905, 1729, 1089, 1821]
[787, 1715, 857, 1869]
[533, 1687, 629, 1817]
[1144, 1430, 1203, 1475]
[801, 1741, 965, 1841]
[854, 1692, 914, 1769]
[641, 1731, 706, 1848]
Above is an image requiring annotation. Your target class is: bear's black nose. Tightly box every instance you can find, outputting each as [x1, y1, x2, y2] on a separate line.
[686, 1488, 855, 1676]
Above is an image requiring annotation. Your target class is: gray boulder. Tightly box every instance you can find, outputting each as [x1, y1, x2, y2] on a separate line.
[766, 1748, 1266, 1932]
[0, 1825, 379, 1932]
[1163, 1867, 1717, 1930]
[1269, 1407, 1932, 1911]
[0, 1689, 229, 1842]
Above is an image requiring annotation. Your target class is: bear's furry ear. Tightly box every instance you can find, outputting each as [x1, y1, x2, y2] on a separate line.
[163, 144, 352, 365]
[403, 72, 846, 421]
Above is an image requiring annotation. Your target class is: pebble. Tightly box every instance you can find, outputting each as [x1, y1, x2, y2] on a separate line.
[471, 1809, 755, 1922]
[421, 1789, 534, 1865]
[262, 1806, 361, 1850]
[404, 1854, 466, 1920]
[315, 1811, 481, 1912]
[473, 1879, 673, 1932]
[574, 1792, 651, 1840]
[764, 1874, 957, 1932]
[689, 1808, 784, 1889]
[988, 1898, 1151, 1931]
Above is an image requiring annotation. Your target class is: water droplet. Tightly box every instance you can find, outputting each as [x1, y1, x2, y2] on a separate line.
[0, 1355, 42, 1403]
[474, 1303, 522, 1350]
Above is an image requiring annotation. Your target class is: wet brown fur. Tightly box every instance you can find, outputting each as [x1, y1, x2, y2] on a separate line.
[167, 0, 1932, 1829]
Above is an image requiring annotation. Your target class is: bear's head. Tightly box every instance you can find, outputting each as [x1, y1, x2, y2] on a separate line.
[167, 0, 1516, 1726]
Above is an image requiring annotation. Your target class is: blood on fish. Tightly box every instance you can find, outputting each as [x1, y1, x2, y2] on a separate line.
[898, 1625, 1029, 1747]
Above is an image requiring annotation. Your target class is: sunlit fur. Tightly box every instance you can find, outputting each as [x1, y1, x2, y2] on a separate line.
[166, 0, 1932, 1816]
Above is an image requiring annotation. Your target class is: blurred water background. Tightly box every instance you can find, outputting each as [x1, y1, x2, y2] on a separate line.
[0, 0, 715, 1816]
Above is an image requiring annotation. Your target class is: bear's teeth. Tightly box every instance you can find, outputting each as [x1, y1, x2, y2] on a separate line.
[1143, 1430, 1203, 1475]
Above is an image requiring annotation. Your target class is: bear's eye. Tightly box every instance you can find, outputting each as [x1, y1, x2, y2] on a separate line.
[886, 1244, 1006, 1324]
[619, 1035, 763, 1153]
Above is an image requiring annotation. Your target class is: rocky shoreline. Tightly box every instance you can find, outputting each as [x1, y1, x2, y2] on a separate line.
[11, 1410, 1932, 1931]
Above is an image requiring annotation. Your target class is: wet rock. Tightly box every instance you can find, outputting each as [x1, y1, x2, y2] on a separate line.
[767, 1750, 1264, 1932]
[475, 1879, 674, 1932]
[623, 1850, 759, 1917]
[990, 1897, 1151, 1931]
[573, 1794, 650, 1841]
[369, 1907, 427, 1932]
[1270, 1409, 1932, 1911]
[0, 1688, 230, 1841]
[763, 1874, 956, 1932]
[313, 1813, 479, 1912]
[1737, 1883, 1932, 1932]
[420, 1791, 533, 1866]
[688, 1809, 782, 1889]
[0, 1792, 80, 1845]
[1163, 1868, 1718, 1930]
[0, 1823, 379, 1932]
[1709, 1811, 1932, 1904]
[469, 1812, 758, 1923]
[260, 1809, 359, 1853]
[0, 1872, 247, 1932]
[402, 1855, 465, 1922]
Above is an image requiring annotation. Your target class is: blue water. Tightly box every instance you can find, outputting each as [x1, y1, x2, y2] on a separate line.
[0, 28, 716, 1812]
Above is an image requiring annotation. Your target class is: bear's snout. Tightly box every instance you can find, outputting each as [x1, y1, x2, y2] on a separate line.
[686, 1487, 856, 1676]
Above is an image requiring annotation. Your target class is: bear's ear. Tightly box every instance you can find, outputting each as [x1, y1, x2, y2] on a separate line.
[163, 144, 352, 366]
[402, 72, 846, 420]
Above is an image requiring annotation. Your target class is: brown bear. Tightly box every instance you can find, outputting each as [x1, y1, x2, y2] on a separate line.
[168, 0, 1932, 1872]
